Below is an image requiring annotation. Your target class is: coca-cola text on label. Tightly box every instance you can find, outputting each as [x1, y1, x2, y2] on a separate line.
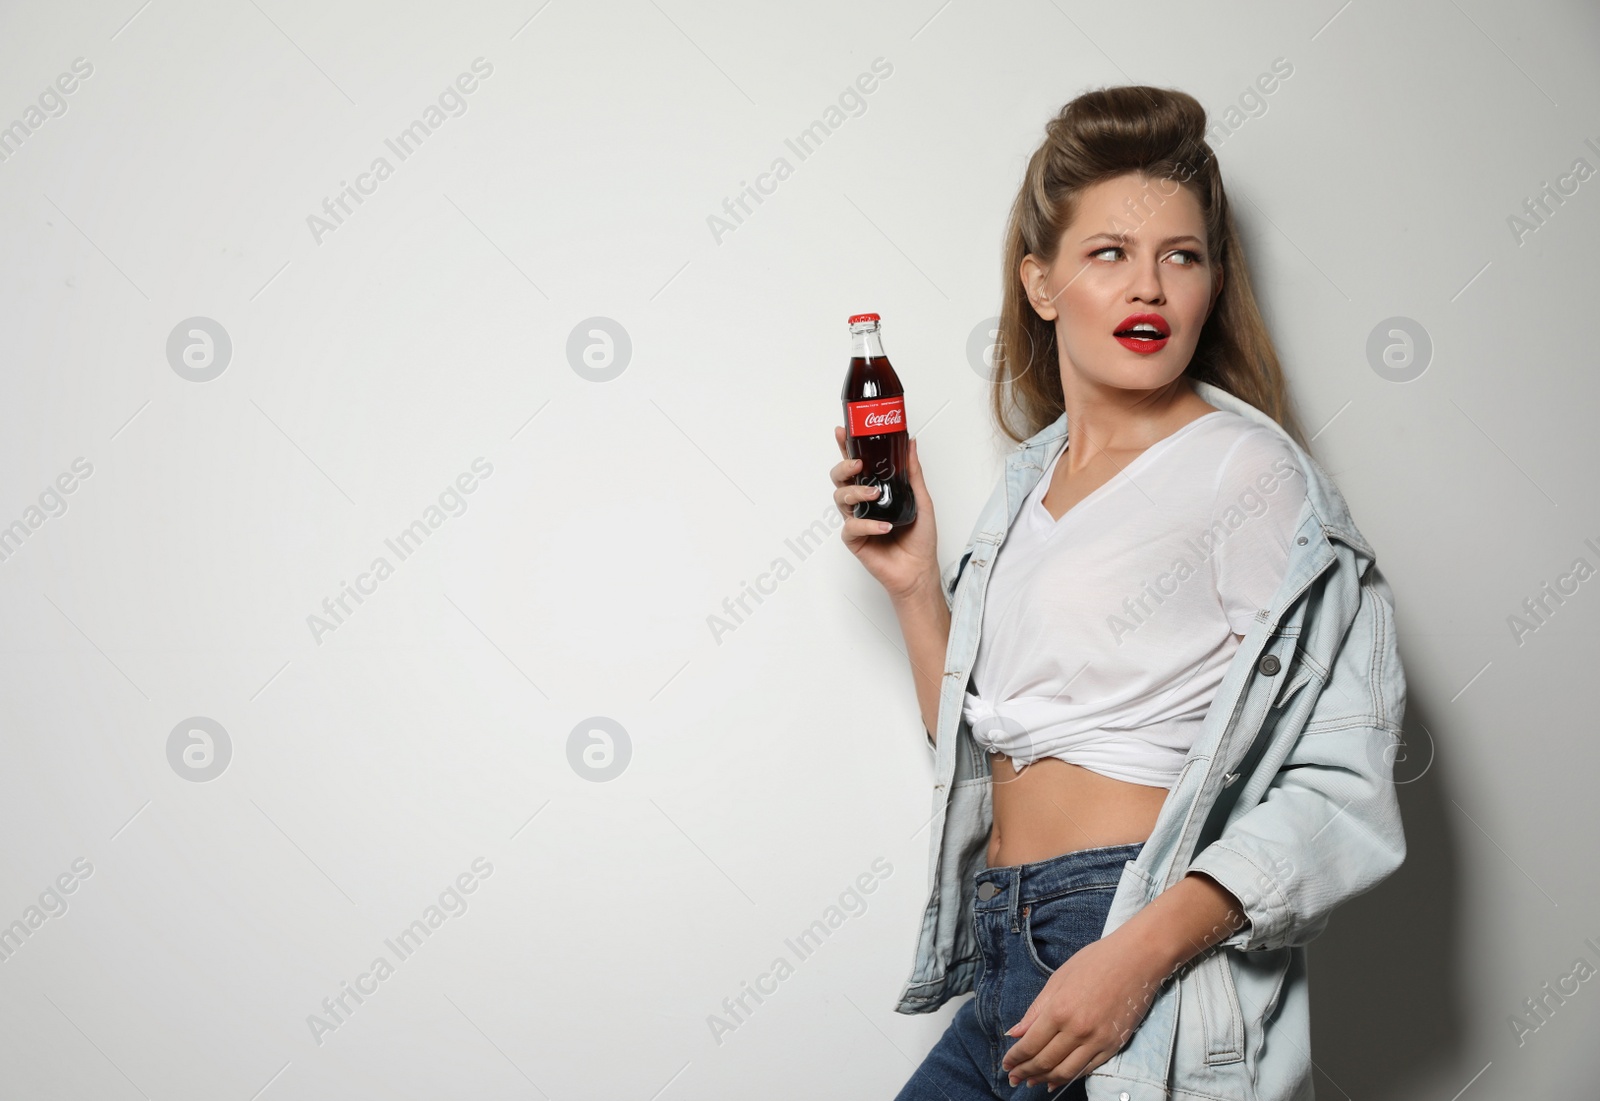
[846, 395, 906, 436]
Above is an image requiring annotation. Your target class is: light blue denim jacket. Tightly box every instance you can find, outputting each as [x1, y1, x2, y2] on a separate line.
[894, 380, 1407, 1101]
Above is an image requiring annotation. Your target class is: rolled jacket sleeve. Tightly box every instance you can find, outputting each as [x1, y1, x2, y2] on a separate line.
[1187, 564, 1408, 952]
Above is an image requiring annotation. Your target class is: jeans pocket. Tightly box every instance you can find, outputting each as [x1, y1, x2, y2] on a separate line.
[1020, 884, 1119, 978]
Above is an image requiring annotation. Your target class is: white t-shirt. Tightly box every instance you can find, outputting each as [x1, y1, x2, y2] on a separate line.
[961, 409, 1307, 788]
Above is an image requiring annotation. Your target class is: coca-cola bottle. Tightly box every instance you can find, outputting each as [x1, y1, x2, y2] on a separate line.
[841, 313, 916, 528]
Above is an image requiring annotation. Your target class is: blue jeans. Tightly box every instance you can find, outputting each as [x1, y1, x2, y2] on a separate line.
[893, 840, 1146, 1100]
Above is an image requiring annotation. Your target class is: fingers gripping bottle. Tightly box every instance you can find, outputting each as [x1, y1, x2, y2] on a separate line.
[842, 313, 916, 528]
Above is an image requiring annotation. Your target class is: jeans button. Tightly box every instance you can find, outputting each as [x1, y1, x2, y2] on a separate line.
[977, 882, 1000, 900]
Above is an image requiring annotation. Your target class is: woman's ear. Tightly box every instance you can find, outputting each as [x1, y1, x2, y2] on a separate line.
[1020, 254, 1058, 321]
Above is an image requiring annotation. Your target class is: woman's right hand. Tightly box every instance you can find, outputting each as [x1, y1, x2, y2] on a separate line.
[831, 426, 941, 602]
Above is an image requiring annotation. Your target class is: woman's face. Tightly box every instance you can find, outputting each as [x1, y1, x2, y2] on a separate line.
[1022, 172, 1222, 395]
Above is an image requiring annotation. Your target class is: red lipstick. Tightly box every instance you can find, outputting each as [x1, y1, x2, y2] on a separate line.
[1113, 312, 1171, 355]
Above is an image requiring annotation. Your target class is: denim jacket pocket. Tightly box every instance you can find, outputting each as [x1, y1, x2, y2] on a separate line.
[1270, 645, 1319, 711]
[1254, 946, 1294, 1025]
[1189, 948, 1246, 1067]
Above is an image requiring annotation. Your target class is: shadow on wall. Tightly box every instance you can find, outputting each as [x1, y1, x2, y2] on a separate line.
[1308, 689, 1461, 1099]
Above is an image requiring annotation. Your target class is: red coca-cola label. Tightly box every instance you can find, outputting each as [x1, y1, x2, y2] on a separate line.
[847, 395, 907, 436]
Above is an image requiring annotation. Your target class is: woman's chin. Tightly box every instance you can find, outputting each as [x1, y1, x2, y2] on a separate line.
[1069, 361, 1192, 393]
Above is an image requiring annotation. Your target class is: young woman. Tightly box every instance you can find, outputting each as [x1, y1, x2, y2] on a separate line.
[830, 87, 1405, 1098]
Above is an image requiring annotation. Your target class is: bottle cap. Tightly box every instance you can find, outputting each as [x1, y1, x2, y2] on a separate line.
[848, 313, 881, 325]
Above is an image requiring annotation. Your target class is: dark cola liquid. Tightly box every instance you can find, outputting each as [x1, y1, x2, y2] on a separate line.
[842, 352, 916, 528]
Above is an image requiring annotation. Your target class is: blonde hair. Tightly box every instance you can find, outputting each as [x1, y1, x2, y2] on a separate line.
[992, 85, 1311, 453]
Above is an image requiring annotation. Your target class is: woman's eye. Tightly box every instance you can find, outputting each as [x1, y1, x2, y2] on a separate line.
[1089, 247, 1203, 264]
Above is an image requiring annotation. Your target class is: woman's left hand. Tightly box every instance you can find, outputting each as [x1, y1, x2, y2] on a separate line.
[1000, 928, 1172, 1090]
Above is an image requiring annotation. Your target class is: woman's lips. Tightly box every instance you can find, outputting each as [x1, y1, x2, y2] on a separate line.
[1113, 312, 1170, 354]
[1113, 332, 1170, 355]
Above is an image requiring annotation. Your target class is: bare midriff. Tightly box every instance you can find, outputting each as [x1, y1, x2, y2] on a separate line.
[986, 752, 1170, 867]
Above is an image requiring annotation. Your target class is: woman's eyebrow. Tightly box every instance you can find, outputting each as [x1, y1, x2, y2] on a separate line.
[1081, 232, 1205, 247]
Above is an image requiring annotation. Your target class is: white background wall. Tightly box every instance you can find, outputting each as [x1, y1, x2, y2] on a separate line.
[2, 1, 1597, 1097]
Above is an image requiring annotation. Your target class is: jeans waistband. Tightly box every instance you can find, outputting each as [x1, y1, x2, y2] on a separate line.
[973, 840, 1146, 913]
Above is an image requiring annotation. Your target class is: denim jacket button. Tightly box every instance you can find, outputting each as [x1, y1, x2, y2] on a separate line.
[1259, 654, 1280, 675]
[1296, 535, 1308, 545]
